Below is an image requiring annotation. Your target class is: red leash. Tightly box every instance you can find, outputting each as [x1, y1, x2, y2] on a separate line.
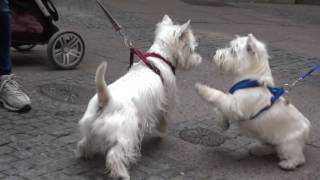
[96, 0, 176, 82]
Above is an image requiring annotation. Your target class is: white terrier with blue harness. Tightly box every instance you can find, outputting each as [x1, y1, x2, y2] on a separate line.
[195, 34, 310, 170]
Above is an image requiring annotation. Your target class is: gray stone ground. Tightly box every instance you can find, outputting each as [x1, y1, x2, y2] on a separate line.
[1, 0, 320, 179]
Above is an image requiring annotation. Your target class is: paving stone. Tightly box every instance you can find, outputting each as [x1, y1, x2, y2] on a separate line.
[138, 156, 170, 175]
[0, 163, 11, 171]
[0, 146, 14, 155]
[11, 160, 34, 171]
[130, 169, 148, 180]
[43, 172, 72, 180]
[0, 138, 11, 146]
[159, 168, 187, 179]
[0, 155, 18, 163]
[0, 172, 7, 178]
[145, 175, 166, 180]
[170, 175, 195, 180]
[1, 176, 25, 180]
[2, 168, 18, 176]
[12, 150, 34, 159]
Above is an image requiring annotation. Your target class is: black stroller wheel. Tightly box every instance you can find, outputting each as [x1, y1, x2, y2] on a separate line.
[47, 31, 85, 70]
[13, 44, 37, 52]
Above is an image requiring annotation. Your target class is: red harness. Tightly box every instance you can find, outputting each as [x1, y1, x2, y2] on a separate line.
[129, 48, 176, 82]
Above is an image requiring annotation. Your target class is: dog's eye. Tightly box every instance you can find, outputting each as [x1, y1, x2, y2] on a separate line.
[247, 45, 253, 52]
[220, 53, 225, 59]
[97, 106, 103, 112]
[230, 48, 236, 55]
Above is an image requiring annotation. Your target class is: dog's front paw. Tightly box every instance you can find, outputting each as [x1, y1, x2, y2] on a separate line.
[195, 83, 220, 105]
[278, 159, 301, 170]
[76, 139, 94, 160]
[195, 83, 215, 102]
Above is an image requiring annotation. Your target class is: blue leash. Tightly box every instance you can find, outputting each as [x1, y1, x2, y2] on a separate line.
[301, 64, 320, 79]
[285, 64, 320, 91]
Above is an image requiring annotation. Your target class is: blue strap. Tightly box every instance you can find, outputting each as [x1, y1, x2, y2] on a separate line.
[229, 80, 260, 94]
[268, 87, 285, 104]
[229, 79, 285, 119]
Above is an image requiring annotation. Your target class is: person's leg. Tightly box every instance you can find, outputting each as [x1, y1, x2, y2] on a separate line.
[0, 3, 12, 75]
[0, 2, 31, 112]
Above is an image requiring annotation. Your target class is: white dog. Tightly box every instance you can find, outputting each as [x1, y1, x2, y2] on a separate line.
[77, 15, 202, 179]
[195, 34, 310, 170]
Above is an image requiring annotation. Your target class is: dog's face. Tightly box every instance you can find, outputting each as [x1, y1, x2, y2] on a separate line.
[213, 34, 269, 76]
[154, 15, 202, 70]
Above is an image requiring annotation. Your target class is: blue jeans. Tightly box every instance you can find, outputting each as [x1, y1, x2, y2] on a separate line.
[0, 0, 12, 75]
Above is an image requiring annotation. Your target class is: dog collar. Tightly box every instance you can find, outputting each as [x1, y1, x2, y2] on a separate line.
[129, 48, 176, 82]
[229, 79, 285, 119]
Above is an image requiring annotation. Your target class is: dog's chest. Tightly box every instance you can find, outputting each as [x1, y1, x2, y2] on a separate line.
[235, 88, 272, 118]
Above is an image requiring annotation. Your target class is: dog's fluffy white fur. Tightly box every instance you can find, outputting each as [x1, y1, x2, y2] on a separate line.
[77, 15, 201, 179]
[195, 34, 310, 170]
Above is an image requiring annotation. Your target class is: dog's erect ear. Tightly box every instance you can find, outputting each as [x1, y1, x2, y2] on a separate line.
[246, 33, 258, 54]
[95, 62, 109, 108]
[179, 20, 190, 39]
[180, 20, 190, 33]
[161, 14, 173, 25]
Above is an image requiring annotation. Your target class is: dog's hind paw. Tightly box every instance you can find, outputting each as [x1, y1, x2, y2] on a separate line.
[218, 118, 230, 131]
[109, 172, 130, 180]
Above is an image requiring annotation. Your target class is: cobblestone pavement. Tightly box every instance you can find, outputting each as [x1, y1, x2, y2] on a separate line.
[1, 0, 320, 179]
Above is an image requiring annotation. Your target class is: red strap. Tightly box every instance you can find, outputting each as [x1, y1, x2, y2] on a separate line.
[146, 52, 176, 74]
[130, 48, 158, 75]
[129, 48, 176, 75]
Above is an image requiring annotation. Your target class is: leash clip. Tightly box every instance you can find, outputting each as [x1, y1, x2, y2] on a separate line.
[118, 30, 133, 48]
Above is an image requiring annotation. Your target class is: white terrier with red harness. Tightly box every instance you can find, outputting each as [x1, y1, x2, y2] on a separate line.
[195, 34, 310, 170]
[77, 15, 201, 180]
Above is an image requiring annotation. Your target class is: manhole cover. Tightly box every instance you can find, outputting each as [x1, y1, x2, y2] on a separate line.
[39, 83, 94, 105]
[179, 127, 226, 147]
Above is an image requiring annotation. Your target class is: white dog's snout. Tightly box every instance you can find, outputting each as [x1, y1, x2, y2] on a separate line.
[194, 53, 202, 66]
[213, 49, 224, 63]
[213, 50, 219, 62]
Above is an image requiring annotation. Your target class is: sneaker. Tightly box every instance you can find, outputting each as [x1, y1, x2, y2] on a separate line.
[0, 75, 31, 112]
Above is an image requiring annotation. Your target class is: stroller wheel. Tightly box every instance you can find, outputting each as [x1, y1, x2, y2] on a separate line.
[47, 31, 85, 70]
[13, 44, 36, 52]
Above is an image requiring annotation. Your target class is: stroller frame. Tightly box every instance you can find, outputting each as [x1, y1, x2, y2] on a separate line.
[11, 0, 85, 70]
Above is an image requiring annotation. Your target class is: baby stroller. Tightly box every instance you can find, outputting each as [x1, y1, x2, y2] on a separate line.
[11, 0, 85, 70]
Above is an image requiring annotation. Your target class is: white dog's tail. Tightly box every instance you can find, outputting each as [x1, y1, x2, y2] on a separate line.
[95, 61, 110, 108]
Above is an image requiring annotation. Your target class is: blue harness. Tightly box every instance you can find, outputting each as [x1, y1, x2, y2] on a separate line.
[229, 79, 285, 119]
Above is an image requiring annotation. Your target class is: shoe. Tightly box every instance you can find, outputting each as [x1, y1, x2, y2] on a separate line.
[0, 75, 31, 112]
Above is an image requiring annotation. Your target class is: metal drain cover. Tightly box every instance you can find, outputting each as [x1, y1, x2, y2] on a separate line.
[39, 83, 93, 105]
[179, 127, 225, 147]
